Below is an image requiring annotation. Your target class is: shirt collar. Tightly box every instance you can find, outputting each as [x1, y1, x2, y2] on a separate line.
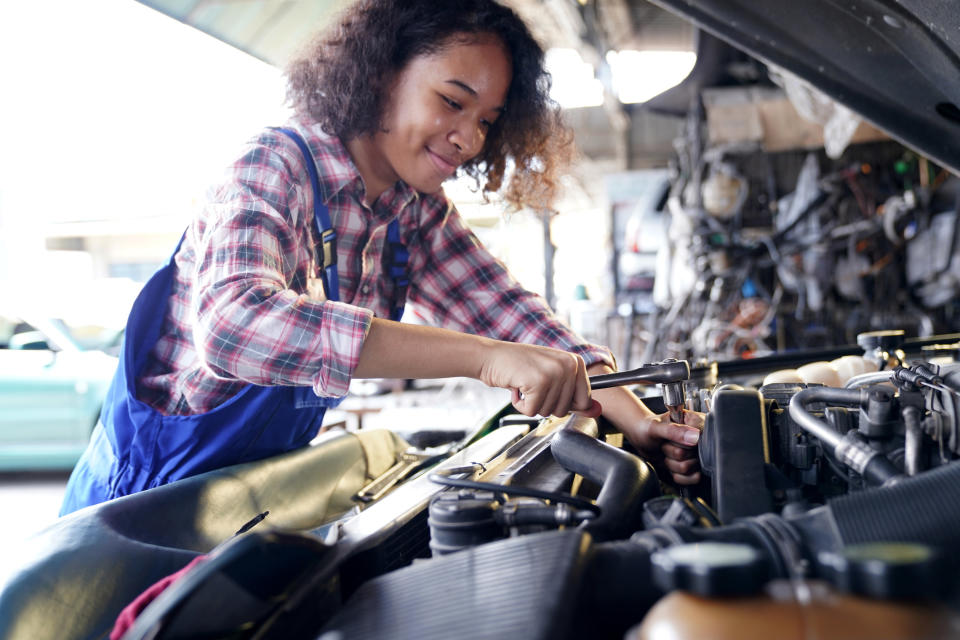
[290, 116, 422, 217]
[289, 116, 362, 202]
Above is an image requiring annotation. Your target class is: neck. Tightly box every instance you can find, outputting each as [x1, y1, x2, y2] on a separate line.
[344, 134, 395, 205]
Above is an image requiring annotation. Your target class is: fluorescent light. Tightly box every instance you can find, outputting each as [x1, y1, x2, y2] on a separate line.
[545, 48, 605, 109]
[606, 50, 697, 104]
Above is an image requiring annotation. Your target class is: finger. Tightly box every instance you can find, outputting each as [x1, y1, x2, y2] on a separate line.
[551, 365, 577, 417]
[646, 418, 701, 447]
[575, 398, 603, 418]
[570, 356, 593, 412]
[537, 375, 564, 417]
[664, 456, 700, 476]
[672, 471, 702, 486]
[683, 411, 705, 429]
[512, 388, 537, 417]
[662, 442, 698, 460]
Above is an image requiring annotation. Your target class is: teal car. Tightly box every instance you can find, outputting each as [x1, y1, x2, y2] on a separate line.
[0, 315, 119, 471]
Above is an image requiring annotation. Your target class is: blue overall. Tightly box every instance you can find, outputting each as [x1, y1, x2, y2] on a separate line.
[60, 128, 408, 515]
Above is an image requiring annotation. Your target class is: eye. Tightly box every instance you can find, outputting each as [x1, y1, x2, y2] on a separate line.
[441, 95, 462, 111]
[479, 119, 492, 131]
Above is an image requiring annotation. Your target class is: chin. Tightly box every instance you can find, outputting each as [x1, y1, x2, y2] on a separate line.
[404, 176, 446, 195]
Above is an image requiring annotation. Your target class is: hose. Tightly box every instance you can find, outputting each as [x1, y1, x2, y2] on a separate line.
[550, 427, 661, 541]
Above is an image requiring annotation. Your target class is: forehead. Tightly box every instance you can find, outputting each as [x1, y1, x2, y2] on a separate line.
[403, 34, 512, 104]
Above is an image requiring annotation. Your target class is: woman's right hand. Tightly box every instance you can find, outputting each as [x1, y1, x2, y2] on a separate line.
[478, 341, 597, 418]
[355, 319, 600, 418]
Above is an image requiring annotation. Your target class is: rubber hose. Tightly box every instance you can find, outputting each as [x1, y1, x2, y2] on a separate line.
[551, 428, 661, 541]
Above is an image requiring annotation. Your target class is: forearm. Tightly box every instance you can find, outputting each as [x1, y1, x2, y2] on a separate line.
[354, 318, 595, 418]
[354, 317, 493, 380]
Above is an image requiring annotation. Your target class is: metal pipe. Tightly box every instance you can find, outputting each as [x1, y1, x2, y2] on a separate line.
[789, 387, 901, 485]
[903, 405, 923, 476]
[844, 370, 895, 389]
[787, 387, 862, 450]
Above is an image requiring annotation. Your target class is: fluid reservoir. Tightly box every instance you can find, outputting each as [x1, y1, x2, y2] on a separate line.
[796, 361, 842, 387]
[631, 541, 960, 640]
[764, 356, 879, 388]
[762, 368, 804, 386]
[628, 581, 960, 640]
[830, 355, 878, 384]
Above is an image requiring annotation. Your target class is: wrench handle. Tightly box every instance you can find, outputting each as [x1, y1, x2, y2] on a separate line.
[589, 360, 690, 390]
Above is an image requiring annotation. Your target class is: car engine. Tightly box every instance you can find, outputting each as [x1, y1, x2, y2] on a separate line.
[61, 332, 952, 640]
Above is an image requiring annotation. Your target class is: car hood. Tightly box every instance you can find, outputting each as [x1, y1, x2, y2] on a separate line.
[647, 0, 960, 174]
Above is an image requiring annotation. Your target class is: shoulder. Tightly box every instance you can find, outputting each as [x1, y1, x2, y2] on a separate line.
[222, 127, 305, 187]
[202, 126, 317, 224]
[249, 119, 359, 201]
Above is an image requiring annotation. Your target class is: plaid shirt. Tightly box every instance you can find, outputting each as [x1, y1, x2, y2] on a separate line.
[137, 117, 613, 415]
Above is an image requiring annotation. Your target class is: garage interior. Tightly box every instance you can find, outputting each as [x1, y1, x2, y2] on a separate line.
[33, 0, 958, 414]
[3, 1, 960, 639]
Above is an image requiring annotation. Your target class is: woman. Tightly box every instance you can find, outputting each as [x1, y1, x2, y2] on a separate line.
[61, 0, 702, 515]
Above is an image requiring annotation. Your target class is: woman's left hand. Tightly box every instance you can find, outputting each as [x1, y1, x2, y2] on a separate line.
[622, 409, 704, 485]
[587, 363, 705, 485]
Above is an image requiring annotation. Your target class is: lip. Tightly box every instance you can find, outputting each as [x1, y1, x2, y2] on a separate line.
[426, 147, 459, 177]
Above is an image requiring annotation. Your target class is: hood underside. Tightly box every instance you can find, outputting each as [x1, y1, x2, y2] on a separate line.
[647, 0, 960, 173]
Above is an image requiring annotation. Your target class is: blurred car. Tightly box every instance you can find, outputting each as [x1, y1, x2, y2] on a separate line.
[0, 314, 119, 471]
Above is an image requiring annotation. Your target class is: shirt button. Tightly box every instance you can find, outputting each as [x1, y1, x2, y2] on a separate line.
[362, 284, 370, 294]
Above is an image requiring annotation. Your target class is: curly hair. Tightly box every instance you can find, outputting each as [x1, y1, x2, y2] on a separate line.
[285, 0, 574, 211]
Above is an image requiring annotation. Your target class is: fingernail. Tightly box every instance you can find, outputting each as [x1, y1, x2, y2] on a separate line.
[683, 429, 700, 445]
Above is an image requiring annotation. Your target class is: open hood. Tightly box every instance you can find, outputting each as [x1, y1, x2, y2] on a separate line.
[648, 0, 960, 174]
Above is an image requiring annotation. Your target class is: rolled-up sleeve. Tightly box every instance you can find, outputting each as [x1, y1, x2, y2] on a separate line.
[191, 143, 373, 399]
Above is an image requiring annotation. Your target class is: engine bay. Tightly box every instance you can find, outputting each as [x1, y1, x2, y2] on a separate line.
[77, 331, 956, 640]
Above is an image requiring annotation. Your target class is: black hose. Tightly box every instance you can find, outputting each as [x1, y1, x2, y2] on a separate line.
[770, 189, 831, 244]
[550, 428, 661, 541]
[788, 462, 960, 575]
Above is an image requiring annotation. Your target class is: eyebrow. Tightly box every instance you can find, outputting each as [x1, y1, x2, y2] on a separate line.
[445, 79, 506, 113]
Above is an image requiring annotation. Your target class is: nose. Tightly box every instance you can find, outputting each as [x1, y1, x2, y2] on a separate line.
[449, 119, 486, 160]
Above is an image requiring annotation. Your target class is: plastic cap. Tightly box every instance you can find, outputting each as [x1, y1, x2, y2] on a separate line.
[817, 542, 942, 600]
[651, 542, 768, 597]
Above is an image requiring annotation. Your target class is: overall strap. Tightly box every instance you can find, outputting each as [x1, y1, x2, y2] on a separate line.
[272, 126, 409, 320]
[385, 218, 409, 322]
[271, 127, 340, 302]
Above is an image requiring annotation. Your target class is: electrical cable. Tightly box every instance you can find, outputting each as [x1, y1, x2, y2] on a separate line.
[428, 469, 602, 517]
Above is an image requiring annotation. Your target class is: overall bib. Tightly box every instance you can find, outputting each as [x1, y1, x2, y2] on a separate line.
[60, 128, 408, 515]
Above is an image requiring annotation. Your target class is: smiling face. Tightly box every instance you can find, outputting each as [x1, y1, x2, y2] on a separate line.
[346, 33, 512, 202]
